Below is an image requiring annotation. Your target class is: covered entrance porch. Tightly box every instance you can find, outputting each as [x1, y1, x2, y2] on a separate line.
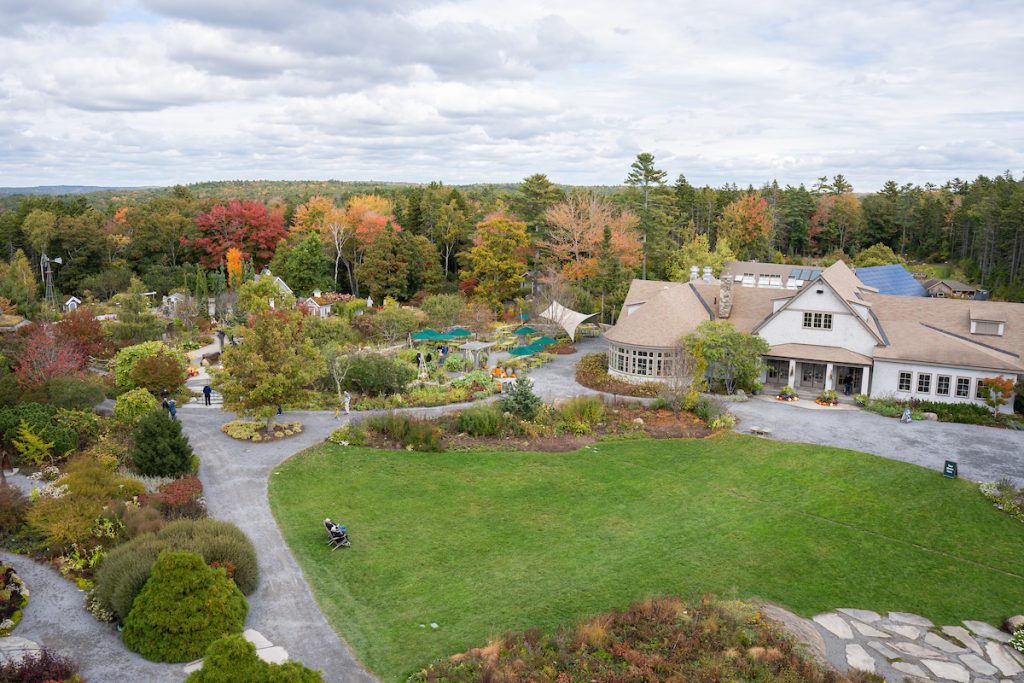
[763, 344, 872, 398]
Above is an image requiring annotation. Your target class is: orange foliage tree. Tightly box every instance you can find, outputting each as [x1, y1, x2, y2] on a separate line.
[336, 195, 401, 296]
[541, 192, 640, 281]
[979, 376, 1015, 415]
[225, 247, 245, 291]
[716, 193, 773, 260]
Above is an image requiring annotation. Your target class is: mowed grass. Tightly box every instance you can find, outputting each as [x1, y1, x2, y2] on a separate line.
[268, 433, 1024, 681]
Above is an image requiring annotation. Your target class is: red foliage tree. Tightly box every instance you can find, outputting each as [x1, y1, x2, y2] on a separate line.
[183, 200, 287, 268]
[13, 324, 86, 385]
[58, 308, 110, 358]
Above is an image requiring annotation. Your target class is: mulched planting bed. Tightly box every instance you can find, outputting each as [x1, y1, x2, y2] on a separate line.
[359, 405, 712, 452]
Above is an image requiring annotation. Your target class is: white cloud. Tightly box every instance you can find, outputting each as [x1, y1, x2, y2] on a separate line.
[0, 0, 1022, 189]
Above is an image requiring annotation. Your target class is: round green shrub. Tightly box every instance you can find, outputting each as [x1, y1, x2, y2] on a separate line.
[131, 410, 194, 476]
[94, 518, 258, 621]
[122, 550, 247, 663]
[45, 376, 106, 411]
[344, 352, 416, 396]
[114, 388, 159, 425]
[185, 633, 324, 682]
[499, 376, 543, 420]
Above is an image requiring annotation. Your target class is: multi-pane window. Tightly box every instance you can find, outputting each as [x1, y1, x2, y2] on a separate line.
[609, 346, 680, 378]
[916, 373, 931, 394]
[975, 380, 986, 399]
[802, 312, 833, 330]
[955, 377, 971, 398]
[898, 371, 912, 391]
[936, 375, 951, 396]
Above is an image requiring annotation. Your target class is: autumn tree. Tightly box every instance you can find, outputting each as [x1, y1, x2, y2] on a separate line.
[13, 324, 86, 385]
[716, 193, 774, 260]
[225, 248, 245, 291]
[58, 307, 110, 358]
[184, 200, 287, 268]
[357, 224, 409, 302]
[463, 213, 529, 312]
[213, 309, 321, 424]
[336, 194, 399, 296]
[810, 192, 865, 255]
[542, 191, 641, 280]
[235, 275, 296, 318]
[0, 250, 38, 313]
[22, 209, 57, 257]
[979, 376, 1015, 416]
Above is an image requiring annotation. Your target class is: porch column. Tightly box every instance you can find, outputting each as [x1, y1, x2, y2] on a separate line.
[825, 363, 834, 391]
[860, 367, 870, 395]
[787, 360, 796, 388]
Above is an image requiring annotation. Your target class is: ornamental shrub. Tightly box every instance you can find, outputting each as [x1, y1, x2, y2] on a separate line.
[558, 396, 605, 434]
[128, 350, 189, 395]
[693, 397, 725, 425]
[0, 484, 28, 535]
[114, 341, 188, 389]
[456, 403, 504, 436]
[27, 455, 145, 549]
[122, 550, 248, 663]
[0, 647, 80, 682]
[186, 633, 324, 683]
[364, 413, 444, 452]
[0, 403, 77, 459]
[344, 352, 416, 396]
[499, 376, 543, 421]
[45, 375, 106, 411]
[94, 518, 257, 621]
[131, 410, 194, 477]
[113, 388, 159, 425]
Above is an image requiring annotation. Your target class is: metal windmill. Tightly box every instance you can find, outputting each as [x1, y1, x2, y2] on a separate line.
[40, 253, 62, 310]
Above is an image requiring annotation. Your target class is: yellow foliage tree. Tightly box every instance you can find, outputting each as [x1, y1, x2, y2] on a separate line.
[226, 248, 245, 291]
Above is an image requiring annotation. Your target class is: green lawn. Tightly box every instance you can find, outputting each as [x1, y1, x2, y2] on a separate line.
[268, 434, 1024, 682]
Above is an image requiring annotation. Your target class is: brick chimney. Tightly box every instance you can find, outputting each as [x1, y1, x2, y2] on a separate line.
[719, 270, 733, 318]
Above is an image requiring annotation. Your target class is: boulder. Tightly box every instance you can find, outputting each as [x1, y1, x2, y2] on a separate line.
[1004, 615, 1024, 633]
[922, 411, 939, 421]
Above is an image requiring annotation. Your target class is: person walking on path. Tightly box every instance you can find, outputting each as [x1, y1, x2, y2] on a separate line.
[203, 384, 212, 406]
[344, 390, 351, 415]
[168, 398, 177, 421]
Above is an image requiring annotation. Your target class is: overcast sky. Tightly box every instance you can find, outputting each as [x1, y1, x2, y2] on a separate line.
[1, 0, 1022, 190]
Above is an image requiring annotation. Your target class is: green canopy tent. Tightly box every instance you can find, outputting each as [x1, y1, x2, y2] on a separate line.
[508, 345, 537, 357]
[447, 327, 472, 338]
[411, 329, 441, 341]
[513, 326, 537, 336]
[534, 336, 557, 346]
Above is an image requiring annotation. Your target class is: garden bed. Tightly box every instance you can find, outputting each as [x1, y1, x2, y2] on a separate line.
[0, 562, 28, 635]
[220, 419, 304, 442]
[574, 353, 660, 397]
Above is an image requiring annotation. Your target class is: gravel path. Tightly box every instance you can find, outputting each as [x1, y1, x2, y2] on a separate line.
[0, 550, 180, 682]
[728, 397, 1024, 486]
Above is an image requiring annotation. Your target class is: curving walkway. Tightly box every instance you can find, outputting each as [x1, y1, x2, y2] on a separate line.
[0, 550, 180, 682]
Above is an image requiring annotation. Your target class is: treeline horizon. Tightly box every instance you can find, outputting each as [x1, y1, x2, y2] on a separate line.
[1, 159, 1023, 321]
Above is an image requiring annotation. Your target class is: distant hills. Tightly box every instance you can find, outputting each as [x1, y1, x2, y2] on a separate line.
[0, 185, 150, 197]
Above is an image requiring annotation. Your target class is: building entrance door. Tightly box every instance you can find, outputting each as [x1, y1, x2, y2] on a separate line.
[834, 366, 864, 395]
[799, 362, 826, 390]
[765, 359, 789, 387]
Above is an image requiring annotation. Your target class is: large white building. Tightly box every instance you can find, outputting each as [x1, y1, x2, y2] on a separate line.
[604, 260, 1023, 414]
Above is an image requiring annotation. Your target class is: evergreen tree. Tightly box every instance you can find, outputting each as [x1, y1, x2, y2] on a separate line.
[624, 153, 670, 279]
[131, 410, 194, 477]
[512, 173, 564, 239]
[357, 223, 409, 302]
[594, 225, 624, 324]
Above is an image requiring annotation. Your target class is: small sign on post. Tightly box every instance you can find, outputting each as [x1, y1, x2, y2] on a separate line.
[943, 460, 958, 478]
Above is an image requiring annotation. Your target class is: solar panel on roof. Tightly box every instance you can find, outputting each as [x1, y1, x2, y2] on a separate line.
[855, 264, 927, 297]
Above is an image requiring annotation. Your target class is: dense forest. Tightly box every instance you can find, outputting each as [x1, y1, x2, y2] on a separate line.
[2, 156, 1023, 327]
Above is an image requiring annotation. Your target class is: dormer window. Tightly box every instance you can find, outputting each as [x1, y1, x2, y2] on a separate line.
[970, 309, 1005, 336]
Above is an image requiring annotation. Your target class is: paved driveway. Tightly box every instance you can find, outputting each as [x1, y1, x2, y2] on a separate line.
[728, 398, 1024, 486]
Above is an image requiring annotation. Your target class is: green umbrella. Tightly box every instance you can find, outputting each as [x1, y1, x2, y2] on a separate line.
[534, 336, 557, 346]
[514, 326, 537, 336]
[411, 329, 440, 341]
[519, 312, 529, 320]
[447, 327, 472, 338]
[508, 345, 536, 356]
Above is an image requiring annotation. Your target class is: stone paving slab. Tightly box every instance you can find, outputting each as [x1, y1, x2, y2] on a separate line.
[802, 607, 1024, 682]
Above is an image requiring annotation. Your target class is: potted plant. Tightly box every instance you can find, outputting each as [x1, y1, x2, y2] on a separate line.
[854, 393, 869, 407]
[751, 381, 764, 396]
[816, 389, 839, 406]
[776, 386, 797, 401]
